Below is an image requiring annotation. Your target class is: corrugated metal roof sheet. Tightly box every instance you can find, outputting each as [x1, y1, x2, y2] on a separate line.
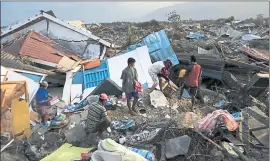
[125, 30, 179, 65]
[2, 34, 27, 56]
[73, 60, 109, 89]
[1, 51, 55, 75]
[18, 31, 79, 63]
[1, 11, 114, 48]
[240, 46, 269, 61]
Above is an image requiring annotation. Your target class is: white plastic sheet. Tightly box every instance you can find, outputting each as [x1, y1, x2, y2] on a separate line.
[71, 84, 82, 104]
[82, 87, 96, 100]
[107, 46, 153, 88]
[83, 44, 100, 59]
[1, 66, 39, 103]
[62, 71, 73, 104]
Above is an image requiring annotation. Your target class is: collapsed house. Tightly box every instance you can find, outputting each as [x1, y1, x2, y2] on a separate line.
[1, 10, 115, 59]
[1, 10, 118, 104]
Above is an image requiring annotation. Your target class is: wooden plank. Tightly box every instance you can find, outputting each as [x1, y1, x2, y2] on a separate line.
[1, 89, 6, 108]
[11, 99, 30, 139]
[3, 71, 8, 81]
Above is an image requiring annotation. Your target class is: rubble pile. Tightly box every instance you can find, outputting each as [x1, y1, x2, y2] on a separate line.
[1, 10, 269, 161]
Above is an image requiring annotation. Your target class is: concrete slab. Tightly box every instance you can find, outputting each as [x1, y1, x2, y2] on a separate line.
[64, 124, 87, 144]
[150, 90, 169, 108]
[165, 135, 191, 159]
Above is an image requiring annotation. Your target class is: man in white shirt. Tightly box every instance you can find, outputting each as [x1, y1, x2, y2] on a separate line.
[148, 59, 173, 92]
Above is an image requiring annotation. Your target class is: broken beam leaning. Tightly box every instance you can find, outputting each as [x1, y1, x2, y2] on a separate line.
[196, 131, 224, 151]
[246, 107, 269, 127]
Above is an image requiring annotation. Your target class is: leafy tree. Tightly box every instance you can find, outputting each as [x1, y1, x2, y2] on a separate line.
[228, 16, 235, 22]
[165, 10, 181, 40]
[255, 14, 264, 27]
[127, 24, 136, 46]
[149, 19, 159, 26]
[166, 10, 181, 24]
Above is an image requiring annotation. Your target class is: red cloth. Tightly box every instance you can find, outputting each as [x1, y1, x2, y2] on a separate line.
[134, 80, 142, 92]
[161, 67, 169, 77]
[186, 64, 201, 87]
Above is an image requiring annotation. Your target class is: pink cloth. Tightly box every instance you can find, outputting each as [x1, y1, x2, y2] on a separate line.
[197, 110, 238, 132]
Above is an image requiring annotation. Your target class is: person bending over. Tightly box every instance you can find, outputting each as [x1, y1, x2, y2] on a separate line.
[148, 59, 173, 92]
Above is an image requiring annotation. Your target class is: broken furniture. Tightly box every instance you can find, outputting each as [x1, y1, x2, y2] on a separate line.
[1, 81, 31, 139]
[160, 77, 178, 99]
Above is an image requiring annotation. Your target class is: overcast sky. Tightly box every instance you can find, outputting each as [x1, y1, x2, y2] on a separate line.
[1, 2, 183, 26]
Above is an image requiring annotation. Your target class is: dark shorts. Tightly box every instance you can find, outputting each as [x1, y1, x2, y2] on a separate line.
[126, 92, 139, 99]
[183, 84, 198, 97]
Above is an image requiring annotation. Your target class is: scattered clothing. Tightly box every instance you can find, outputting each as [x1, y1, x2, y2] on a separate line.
[128, 147, 155, 161]
[197, 110, 239, 132]
[127, 128, 161, 145]
[65, 99, 89, 112]
[221, 112, 241, 130]
[98, 138, 147, 161]
[111, 120, 135, 131]
[50, 114, 67, 126]
[91, 150, 122, 161]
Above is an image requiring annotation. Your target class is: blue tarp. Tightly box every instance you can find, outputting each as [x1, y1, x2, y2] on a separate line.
[186, 32, 205, 39]
[16, 72, 43, 82]
[242, 34, 261, 41]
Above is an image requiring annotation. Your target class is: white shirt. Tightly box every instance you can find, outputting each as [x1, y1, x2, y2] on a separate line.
[148, 61, 165, 75]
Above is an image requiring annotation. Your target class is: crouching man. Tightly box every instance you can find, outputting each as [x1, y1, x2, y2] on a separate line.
[86, 93, 111, 136]
[148, 59, 173, 92]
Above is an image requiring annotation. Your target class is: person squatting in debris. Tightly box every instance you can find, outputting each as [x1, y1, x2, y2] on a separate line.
[148, 59, 173, 92]
[179, 55, 204, 108]
[35, 81, 53, 122]
[121, 58, 140, 116]
[86, 93, 111, 137]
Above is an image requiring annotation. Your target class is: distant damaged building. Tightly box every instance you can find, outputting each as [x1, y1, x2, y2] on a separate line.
[1, 10, 115, 59]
